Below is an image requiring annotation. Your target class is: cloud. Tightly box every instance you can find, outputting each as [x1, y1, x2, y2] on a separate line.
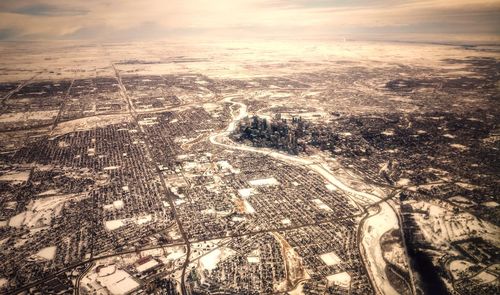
[0, 0, 498, 43]
[65, 22, 204, 41]
[261, 0, 404, 9]
[0, 28, 20, 40]
[10, 4, 88, 16]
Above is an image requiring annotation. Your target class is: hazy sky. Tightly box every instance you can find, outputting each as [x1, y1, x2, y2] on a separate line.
[0, 0, 499, 43]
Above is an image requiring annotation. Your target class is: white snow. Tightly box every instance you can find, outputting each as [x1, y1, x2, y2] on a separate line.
[450, 143, 468, 150]
[98, 265, 116, 276]
[319, 251, 341, 266]
[325, 184, 337, 191]
[97, 269, 140, 295]
[238, 188, 255, 198]
[448, 196, 475, 207]
[182, 161, 198, 171]
[312, 199, 333, 212]
[481, 201, 498, 207]
[200, 248, 221, 271]
[247, 256, 260, 264]
[409, 200, 499, 248]
[202, 102, 219, 111]
[0, 170, 30, 183]
[138, 117, 158, 126]
[175, 199, 186, 206]
[326, 272, 351, 288]
[249, 177, 279, 186]
[473, 270, 497, 284]
[166, 252, 184, 261]
[243, 200, 256, 214]
[8, 212, 25, 228]
[105, 219, 125, 231]
[0, 110, 58, 123]
[0, 112, 26, 123]
[4, 201, 16, 210]
[0, 278, 8, 289]
[104, 200, 124, 211]
[135, 214, 152, 225]
[34, 246, 57, 260]
[103, 166, 120, 171]
[361, 202, 399, 295]
[396, 178, 410, 186]
[9, 194, 80, 228]
[136, 259, 159, 273]
[103, 204, 114, 210]
[37, 189, 59, 196]
[105, 214, 151, 231]
[288, 281, 305, 295]
[14, 238, 27, 248]
[379, 161, 389, 174]
[166, 248, 185, 261]
[449, 260, 474, 280]
[113, 200, 124, 209]
[217, 160, 240, 174]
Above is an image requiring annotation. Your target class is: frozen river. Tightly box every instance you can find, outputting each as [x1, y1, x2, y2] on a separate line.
[210, 96, 401, 295]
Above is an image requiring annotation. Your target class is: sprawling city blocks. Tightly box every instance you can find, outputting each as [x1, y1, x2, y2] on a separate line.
[0, 41, 498, 295]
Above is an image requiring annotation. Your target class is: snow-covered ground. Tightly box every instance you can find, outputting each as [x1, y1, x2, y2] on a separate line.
[165, 249, 185, 262]
[105, 219, 126, 231]
[449, 260, 475, 280]
[1, 40, 493, 84]
[450, 143, 468, 150]
[9, 193, 83, 229]
[312, 199, 333, 212]
[51, 114, 132, 135]
[0, 278, 8, 289]
[325, 184, 337, 191]
[136, 259, 159, 273]
[481, 201, 498, 208]
[33, 246, 57, 261]
[238, 188, 255, 198]
[96, 268, 140, 295]
[326, 272, 351, 288]
[247, 256, 260, 264]
[319, 251, 341, 266]
[0, 110, 58, 123]
[197, 245, 236, 273]
[104, 214, 154, 231]
[249, 177, 279, 186]
[1, 39, 496, 294]
[217, 160, 240, 174]
[200, 248, 221, 271]
[473, 270, 497, 284]
[0, 170, 30, 184]
[408, 199, 499, 248]
[361, 203, 400, 295]
[288, 282, 305, 295]
[103, 200, 125, 211]
[242, 200, 256, 214]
